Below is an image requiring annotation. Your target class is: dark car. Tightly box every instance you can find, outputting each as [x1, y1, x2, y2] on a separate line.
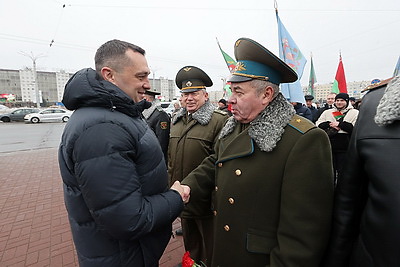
[0, 108, 40, 122]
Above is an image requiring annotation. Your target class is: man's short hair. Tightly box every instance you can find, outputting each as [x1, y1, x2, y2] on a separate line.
[95, 39, 145, 74]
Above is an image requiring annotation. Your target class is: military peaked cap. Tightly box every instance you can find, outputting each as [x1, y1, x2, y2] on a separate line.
[175, 66, 213, 93]
[227, 38, 298, 85]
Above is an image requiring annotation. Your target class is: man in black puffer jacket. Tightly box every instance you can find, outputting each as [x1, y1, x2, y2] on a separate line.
[58, 40, 188, 267]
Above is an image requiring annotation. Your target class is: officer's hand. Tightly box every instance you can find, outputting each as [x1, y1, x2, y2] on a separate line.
[170, 181, 191, 203]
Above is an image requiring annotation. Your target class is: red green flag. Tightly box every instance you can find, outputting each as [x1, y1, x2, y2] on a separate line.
[332, 111, 344, 120]
[216, 38, 236, 73]
[332, 54, 347, 94]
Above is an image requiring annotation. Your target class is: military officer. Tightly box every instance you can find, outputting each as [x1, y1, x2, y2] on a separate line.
[168, 66, 228, 265]
[181, 38, 334, 267]
[143, 89, 170, 164]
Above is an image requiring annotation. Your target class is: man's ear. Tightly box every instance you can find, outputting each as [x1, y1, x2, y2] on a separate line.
[261, 85, 275, 105]
[100, 67, 114, 83]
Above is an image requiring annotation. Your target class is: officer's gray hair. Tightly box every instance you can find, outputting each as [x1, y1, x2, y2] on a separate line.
[250, 80, 280, 98]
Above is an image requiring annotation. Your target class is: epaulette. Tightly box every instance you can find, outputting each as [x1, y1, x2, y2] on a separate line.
[214, 109, 228, 116]
[361, 77, 393, 93]
[288, 114, 315, 134]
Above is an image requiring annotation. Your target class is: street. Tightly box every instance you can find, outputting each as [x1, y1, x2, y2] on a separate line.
[0, 122, 65, 153]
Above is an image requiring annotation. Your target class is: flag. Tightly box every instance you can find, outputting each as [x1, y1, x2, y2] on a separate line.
[276, 11, 307, 103]
[216, 38, 236, 73]
[332, 111, 344, 120]
[332, 54, 347, 94]
[393, 55, 400, 77]
[223, 83, 232, 98]
[307, 55, 317, 97]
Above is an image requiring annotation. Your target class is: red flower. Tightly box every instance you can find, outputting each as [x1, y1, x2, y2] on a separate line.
[182, 251, 195, 267]
[182, 251, 205, 267]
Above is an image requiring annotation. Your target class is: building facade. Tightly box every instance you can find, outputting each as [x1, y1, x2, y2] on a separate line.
[304, 80, 371, 104]
[0, 68, 177, 107]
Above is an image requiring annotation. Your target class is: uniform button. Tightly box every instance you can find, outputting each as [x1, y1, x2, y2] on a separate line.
[213, 210, 217, 216]
[218, 163, 223, 167]
[224, 225, 230, 231]
[235, 169, 242, 176]
[228, 197, 234, 204]
[215, 186, 218, 191]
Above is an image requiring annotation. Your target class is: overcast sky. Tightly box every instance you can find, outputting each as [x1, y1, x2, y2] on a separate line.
[1, 0, 399, 91]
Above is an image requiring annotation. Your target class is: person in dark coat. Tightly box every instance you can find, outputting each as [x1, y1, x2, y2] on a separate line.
[305, 94, 319, 123]
[315, 92, 336, 121]
[143, 89, 171, 164]
[181, 38, 334, 267]
[58, 39, 188, 267]
[291, 101, 313, 121]
[217, 98, 232, 115]
[322, 76, 400, 267]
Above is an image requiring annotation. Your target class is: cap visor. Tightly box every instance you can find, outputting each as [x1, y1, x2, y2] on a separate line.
[227, 74, 253, 83]
[180, 88, 204, 93]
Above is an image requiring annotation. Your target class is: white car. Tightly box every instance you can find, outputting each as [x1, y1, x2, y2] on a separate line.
[24, 108, 73, 123]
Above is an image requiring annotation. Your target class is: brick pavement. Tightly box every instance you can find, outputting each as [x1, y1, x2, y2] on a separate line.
[0, 148, 184, 267]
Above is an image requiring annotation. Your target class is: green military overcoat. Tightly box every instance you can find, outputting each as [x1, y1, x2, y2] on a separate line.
[168, 100, 228, 219]
[182, 94, 334, 267]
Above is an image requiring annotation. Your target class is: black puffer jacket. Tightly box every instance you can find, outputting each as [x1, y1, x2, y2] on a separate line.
[322, 76, 400, 266]
[58, 68, 183, 267]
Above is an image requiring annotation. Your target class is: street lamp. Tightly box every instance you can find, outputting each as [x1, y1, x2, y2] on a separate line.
[20, 51, 45, 108]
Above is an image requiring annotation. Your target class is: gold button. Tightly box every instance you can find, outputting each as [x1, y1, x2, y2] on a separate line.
[215, 186, 218, 191]
[213, 210, 217, 216]
[228, 198, 234, 204]
[224, 225, 230, 231]
[235, 169, 242, 176]
[218, 163, 223, 167]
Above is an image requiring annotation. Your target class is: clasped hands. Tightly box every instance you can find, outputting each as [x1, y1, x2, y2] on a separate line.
[171, 181, 191, 204]
[329, 121, 340, 130]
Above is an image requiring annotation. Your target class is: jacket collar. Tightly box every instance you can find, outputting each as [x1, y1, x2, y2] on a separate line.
[172, 100, 215, 125]
[375, 75, 400, 126]
[219, 93, 295, 152]
[142, 102, 157, 119]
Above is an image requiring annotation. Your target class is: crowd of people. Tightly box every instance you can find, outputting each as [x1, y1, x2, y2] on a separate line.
[58, 38, 399, 267]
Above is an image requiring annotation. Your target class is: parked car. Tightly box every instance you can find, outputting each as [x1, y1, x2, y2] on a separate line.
[0, 108, 40, 122]
[24, 108, 73, 123]
[160, 102, 174, 117]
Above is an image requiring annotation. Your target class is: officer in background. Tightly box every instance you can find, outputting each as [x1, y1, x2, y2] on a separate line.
[305, 94, 319, 123]
[143, 89, 170, 164]
[168, 66, 228, 265]
[181, 38, 334, 267]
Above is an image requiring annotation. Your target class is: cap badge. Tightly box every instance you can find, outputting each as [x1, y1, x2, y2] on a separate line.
[234, 62, 246, 72]
[186, 81, 193, 87]
[235, 40, 241, 47]
[183, 67, 192, 72]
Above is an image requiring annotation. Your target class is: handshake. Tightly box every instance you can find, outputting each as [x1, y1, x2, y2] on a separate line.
[171, 181, 191, 204]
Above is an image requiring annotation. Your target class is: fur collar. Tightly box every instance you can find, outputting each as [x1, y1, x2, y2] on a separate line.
[219, 93, 295, 152]
[142, 102, 157, 119]
[375, 75, 400, 126]
[172, 100, 215, 125]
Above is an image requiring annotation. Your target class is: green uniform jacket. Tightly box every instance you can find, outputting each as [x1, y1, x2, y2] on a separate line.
[168, 101, 228, 219]
[182, 94, 334, 267]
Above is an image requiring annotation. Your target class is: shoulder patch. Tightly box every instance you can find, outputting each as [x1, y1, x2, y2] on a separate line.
[288, 114, 316, 134]
[214, 109, 228, 116]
